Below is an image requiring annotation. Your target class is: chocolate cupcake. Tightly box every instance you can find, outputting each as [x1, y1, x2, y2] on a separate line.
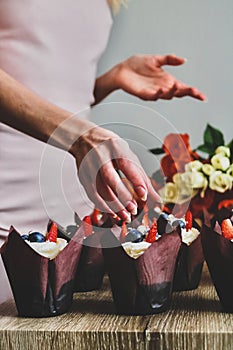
[173, 220, 204, 291]
[73, 229, 105, 292]
[201, 218, 233, 312]
[73, 210, 111, 292]
[0, 225, 84, 317]
[102, 224, 182, 315]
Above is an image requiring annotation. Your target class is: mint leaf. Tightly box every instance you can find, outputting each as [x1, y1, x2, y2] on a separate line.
[149, 147, 165, 155]
[204, 124, 224, 149]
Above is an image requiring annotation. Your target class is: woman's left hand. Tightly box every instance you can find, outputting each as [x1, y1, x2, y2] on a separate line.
[115, 54, 206, 101]
[94, 54, 206, 103]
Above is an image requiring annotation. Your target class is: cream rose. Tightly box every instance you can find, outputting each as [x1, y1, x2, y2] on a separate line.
[185, 160, 203, 172]
[215, 146, 231, 158]
[160, 182, 178, 203]
[191, 171, 208, 189]
[202, 163, 215, 176]
[211, 154, 230, 171]
[174, 172, 194, 198]
[209, 171, 232, 193]
[227, 164, 233, 178]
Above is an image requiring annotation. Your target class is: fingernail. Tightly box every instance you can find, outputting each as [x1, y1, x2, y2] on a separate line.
[135, 186, 147, 202]
[112, 213, 121, 221]
[127, 202, 138, 216]
[183, 58, 188, 62]
[120, 210, 131, 223]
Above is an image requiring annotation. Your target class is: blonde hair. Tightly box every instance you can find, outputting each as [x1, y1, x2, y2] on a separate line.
[108, 0, 127, 13]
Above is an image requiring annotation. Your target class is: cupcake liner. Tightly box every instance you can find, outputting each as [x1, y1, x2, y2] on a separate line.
[0, 226, 84, 317]
[201, 224, 233, 312]
[173, 234, 204, 291]
[173, 221, 204, 291]
[73, 229, 105, 292]
[102, 229, 182, 315]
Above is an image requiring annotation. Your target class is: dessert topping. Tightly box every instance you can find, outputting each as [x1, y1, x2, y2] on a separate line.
[83, 215, 93, 236]
[46, 222, 58, 242]
[185, 210, 193, 231]
[221, 218, 233, 240]
[146, 219, 157, 243]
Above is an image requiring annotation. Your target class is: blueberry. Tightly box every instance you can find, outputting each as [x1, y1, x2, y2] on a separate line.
[160, 212, 169, 220]
[28, 232, 46, 243]
[21, 234, 29, 241]
[125, 229, 143, 243]
[157, 213, 173, 235]
[172, 219, 186, 229]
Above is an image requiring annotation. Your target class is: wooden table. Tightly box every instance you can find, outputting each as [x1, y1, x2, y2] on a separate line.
[0, 264, 232, 350]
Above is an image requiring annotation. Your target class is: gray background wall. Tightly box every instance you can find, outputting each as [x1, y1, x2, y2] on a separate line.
[93, 0, 233, 174]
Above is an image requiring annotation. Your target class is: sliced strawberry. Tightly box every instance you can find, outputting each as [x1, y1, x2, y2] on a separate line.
[120, 221, 127, 242]
[46, 222, 58, 242]
[83, 216, 93, 236]
[221, 219, 233, 240]
[91, 208, 102, 226]
[146, 219, 157, 243]
[185, 210, 193, 232]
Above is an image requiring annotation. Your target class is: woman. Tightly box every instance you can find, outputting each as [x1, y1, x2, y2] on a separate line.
[0, 0, 205, 302]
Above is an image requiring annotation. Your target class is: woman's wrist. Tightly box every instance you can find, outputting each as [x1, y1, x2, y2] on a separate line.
[93, 63, 122, 104]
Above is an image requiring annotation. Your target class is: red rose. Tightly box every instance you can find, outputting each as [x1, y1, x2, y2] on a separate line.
[163, 133, 192, 162]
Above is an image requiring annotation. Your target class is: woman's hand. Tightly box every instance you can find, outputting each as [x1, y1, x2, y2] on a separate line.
[93, 54, 206, 103]
[70, 123, 161, 222]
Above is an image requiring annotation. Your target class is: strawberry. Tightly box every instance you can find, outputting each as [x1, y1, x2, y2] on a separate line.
[91, 208, 102, 226]
[120, 221, 127, 242]
[46, 222, 58, 242]
[83, 215, 93, 236]
[185, 210, 193, 232]
[146, 219, 157, 243]
[221, 219, 233, 240]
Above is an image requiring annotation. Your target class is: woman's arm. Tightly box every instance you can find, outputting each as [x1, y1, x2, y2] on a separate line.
[93, 54, 206, 104]
[0, 68, 160, 220]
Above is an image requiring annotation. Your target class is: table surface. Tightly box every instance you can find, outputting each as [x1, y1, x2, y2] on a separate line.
[0, 264, 233, 350]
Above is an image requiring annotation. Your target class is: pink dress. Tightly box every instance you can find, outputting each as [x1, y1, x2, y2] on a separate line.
[0, 0, 112, 302]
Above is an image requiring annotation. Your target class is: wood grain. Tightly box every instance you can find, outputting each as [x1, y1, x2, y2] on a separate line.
[0, 264, 232, 350]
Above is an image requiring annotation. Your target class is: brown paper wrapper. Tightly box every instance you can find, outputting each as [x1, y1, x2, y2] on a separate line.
[201, 224, 233, 312]
[73, 230, 105, 292]
[173, 234, 204, 291]
[0, 226, 84, 317]
[102, 229, 182, 315]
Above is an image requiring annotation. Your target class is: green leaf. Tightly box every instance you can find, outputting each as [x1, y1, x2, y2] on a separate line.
[149, 147, 165, 155]
[204, 124, 224, 149]
[227, 139, 233, 162]
[196, 144, 215, 155]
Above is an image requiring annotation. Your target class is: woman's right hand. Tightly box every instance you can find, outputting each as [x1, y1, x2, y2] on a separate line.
[70, 122, 161, 222]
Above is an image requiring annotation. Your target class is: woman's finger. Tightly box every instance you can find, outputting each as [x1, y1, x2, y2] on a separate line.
[155, 54, 186, 67]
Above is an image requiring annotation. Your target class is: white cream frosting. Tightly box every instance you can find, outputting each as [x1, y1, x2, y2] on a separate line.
[181, 227, 200, 246]
[25, 238, 68, 259]
[122, 241, 151, 259]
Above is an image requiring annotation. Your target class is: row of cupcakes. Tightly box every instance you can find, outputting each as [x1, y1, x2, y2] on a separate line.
[0, 205, 205, 317]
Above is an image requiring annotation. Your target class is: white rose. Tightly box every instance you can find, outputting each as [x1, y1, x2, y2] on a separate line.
[226, 164, 233, 178]
[159, 182, 178, 203]
[185, 160, 203, 172]
[191, 171, 208, 189]
[209, 171, 233, 193]
[211, 154, 230, 171]
[215, 146, 231, 158]
[202, 163, 215, 176]
[178, 172, 193, 197]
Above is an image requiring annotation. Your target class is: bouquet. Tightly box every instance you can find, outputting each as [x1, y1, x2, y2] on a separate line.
[150, 124, 233, 221]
